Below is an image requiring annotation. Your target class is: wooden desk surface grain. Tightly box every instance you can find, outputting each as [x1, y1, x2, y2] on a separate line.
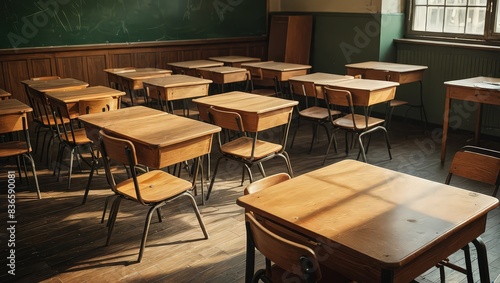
[45, 86, 125, 103]
[237, 159, 499, 282]
[21, 78, 89, 93]
[143, 74, 212, 88]
[346, 61, 428, 72]
[168, 60, 224, 69]
[0, 99, 32, 115]
[208, 55, 261, 64]
[327, 78, 399, 106]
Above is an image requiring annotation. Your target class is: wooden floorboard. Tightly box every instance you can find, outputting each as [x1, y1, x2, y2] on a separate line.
[1, 116, 499, 283]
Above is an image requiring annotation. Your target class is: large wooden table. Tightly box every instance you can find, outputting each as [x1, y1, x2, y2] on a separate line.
[45, 86, 126, 119]
[79, 106, 221, 169]
[345, 61, 428, 123]
[104, 68, 172, 106]
[196, 66, 250, 93]
[237, 159, 499, 283]
[208, 55, 261, 68]
[167, 60, 224, 76]
[142, 74, 212, 113]
[441, 76, 500, 162]
[192, 91, 298, 132]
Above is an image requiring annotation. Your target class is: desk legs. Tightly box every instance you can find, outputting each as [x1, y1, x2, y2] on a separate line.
[472, 237, 490, 283]
[245, 221, 256, 283]
[441, 91, 451, 163]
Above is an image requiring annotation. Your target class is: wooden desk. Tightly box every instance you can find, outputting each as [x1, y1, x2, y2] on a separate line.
[237, 159, 499, 283]
[345, 61, 428, 122]
[21, 78, 89, 94]
[208, 56, 261, 68]
[441, 76, 500, 162]
[288, 72, 354, 99]
[192, 91, 298, 132]
[241, 61, 312, 96]
[142, 74, 211, 105]
[101, 114, 220, 169]
[0, 98, 32, 115]
[328, 78, 399, 107]
[0, 88, 12, 100]
[196, 66, 250, 92]
[45, 86, 126, 119]
[105, 68, 172, 106]
[167, 60, 224, 76]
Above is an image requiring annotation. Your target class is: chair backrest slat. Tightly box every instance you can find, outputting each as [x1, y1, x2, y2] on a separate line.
[208, 106, 245, 132]
[0, 112, 26, 134]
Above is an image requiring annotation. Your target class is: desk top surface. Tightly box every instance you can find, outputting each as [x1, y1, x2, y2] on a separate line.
[289, 72, 354, 85]
[46, 86, 126, 103]
[192, 91, 298, 114]
[208, 56, 261, 63]
[104, 67, 172, 75]
[114, 70, 172, 80]
[237, 159, 499, 267]
[143, 74, 212, 87]
[0, 88, 11, 98]
[103, 112, 220, 148]
[197, 66, 248, 74]
[0, 99, 32, 115]
[242, 61, 312, 71]
[168, 60, 224, 69]
[444, 76, 500, 90]
[21, 78, 89, 92]
[345, 61, 428, 72]
[328, 78, 399, 91]
[78, 106, 166, 127]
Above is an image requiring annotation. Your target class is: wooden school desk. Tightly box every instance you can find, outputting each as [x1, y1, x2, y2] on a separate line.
[441, 76, 500, 162]
[345, 61, 428, 123]
[167, 60, 224, 76]
[242, 61, 312, 96]
[21, 78, 89, 95]
[237, 159, 499, 283]
[45, 86, 126, 119]
[0, 88, 12, 100]
[192, 91, 298, 132]
[288, 72, 354, 99]
[328, 78, 399, 107]
[0, 98, 32, 115]
[208, 55, 261, 68]
[105, 68, 172, 106]
[142, 74, 212, 114]
[196, 66, 250, 93]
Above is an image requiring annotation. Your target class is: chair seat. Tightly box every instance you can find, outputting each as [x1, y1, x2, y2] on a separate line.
[221, 136, 282, 159]
[0, 141, 30, 157]
[299, 106, 331, 120]
[390, 99, 408, 107]
[333, 113, 385, 130]
[117, 170, 193, 203]
[60, 128, 92, 145]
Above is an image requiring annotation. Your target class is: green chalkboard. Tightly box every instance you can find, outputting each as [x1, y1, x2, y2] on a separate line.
[1, 0, 267, 49]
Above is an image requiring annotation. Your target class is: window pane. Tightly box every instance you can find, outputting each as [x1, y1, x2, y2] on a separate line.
[496, 2, 500, 33]
[467, 0, 487, 6]
[415, 0, 427, 4]
[446, 0, 466, 5]
[413, 6, 428, 31]
[427, 7, 445, 31]
[465, 7, 485, 34]
[429, 0, 445, 5]
[444, 7, 466, 33]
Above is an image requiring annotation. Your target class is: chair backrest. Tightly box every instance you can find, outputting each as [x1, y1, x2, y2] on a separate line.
[208, 106, 245, 133]
[27, 89, 54, 126]
[78, 97, 117, 115]
[244, 173, 291, 195]
[0, 112, 28, 135]
[98, 130, 145, 204]
[245, 212, 321, 282]
[47, 96, 79, 143]
[31, 76, 61, 81]
[365, 69, 391, 81]
[446, 145, 500, 197]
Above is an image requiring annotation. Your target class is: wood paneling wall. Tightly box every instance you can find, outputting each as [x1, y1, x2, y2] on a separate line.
[0, 37, 268, 105]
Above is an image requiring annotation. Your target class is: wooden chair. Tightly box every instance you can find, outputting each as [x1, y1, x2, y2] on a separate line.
[48, 96, 95, 191]
[323, 86, 392, 164]
[0, 111, 41, 199]
[79, 97, 119, 204]
[245, 63, 277, 97]
[98, 130, 209, 262]
[205, 106, 294, 201]
[289, 80, 337, 153]
[244, 172, 291, 195]
[437, 145, 500, 282]
[245, 212, 322, 283]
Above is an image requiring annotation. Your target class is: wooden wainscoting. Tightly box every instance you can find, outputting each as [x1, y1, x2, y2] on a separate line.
[0, 37, 268, 106]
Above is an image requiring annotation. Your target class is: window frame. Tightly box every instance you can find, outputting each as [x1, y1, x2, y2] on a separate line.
[406, 0, 500, 45]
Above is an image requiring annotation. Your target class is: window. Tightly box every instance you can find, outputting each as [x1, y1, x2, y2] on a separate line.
[407, 0, 500, 43]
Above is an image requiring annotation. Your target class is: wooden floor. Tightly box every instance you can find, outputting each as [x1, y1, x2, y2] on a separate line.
[1, 115, 499, 283]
